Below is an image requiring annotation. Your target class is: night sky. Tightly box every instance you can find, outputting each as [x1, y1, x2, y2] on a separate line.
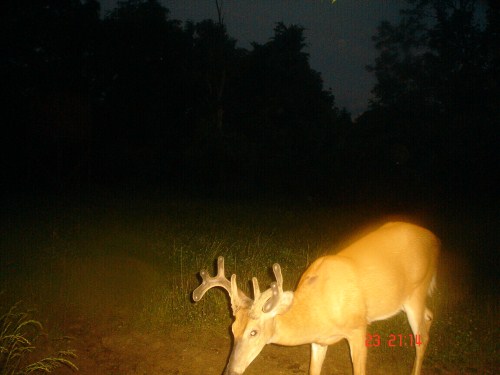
[100, 0, 405, 117]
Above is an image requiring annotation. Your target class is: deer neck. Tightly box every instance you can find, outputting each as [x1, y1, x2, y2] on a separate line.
[271, 301, 317, 346]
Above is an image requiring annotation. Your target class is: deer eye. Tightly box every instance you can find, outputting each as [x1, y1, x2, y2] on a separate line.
[250, 329, 258, 337]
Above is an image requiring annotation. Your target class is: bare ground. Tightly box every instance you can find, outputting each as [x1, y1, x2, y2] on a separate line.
[42, 309, 491, 375]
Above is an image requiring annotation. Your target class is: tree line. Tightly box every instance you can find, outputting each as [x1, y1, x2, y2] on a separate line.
[1, 0, 498, 207]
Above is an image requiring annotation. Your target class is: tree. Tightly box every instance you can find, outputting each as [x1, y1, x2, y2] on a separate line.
[1, 0, 101, 189]
[95, 0, 189, 182]
[227, 23, 350, 193]
[364, 0, 497, 205]
[368, 0, 487, 114]
[1, 0, 352, 196]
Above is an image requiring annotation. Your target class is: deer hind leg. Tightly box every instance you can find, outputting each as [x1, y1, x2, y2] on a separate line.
[310, 343, 328, 375]
[347, 328, 367, 375]
[404, 291, 433, 375]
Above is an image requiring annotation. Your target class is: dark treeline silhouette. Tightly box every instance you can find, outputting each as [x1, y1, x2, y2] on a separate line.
[1, 0, 350, 198]
[359, 0, 499, 209]
[1, 0, 498, 209]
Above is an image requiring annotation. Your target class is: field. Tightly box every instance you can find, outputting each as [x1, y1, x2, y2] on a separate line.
[1, 190, 498, 374]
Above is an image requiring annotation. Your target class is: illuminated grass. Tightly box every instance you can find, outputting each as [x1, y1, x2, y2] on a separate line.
[0, 301, 78, 374]
[0, 194, 497, 372]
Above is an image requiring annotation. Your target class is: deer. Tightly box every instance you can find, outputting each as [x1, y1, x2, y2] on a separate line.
[192, 221, 440, 375]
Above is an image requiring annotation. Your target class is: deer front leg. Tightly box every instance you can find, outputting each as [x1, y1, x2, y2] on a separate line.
[310, 343, 328, 375]
[348, 328, 367, 375]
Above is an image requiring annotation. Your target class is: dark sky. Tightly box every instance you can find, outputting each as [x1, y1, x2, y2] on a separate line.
[100, 0, 406, 117]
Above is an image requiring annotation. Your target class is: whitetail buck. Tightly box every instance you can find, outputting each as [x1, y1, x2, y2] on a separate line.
[193, 222, 439, 375]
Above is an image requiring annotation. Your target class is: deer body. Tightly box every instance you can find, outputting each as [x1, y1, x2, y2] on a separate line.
[193, 222, 439, 375]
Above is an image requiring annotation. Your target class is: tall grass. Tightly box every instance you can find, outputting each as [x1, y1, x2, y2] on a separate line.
[0, 300, 78, 374]
[1, 193, 498, 372]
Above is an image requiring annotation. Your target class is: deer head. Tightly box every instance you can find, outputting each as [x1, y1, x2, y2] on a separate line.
[192, 256, 293, 374]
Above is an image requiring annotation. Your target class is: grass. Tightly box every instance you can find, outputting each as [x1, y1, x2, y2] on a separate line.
[0, 300, 78, 374]
[0, 192, 498, 373]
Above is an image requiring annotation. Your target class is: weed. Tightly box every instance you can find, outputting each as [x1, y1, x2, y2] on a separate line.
[0, 300, 78, 374]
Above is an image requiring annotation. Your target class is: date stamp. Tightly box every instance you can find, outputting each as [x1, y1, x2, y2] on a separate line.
[366, 333, 422, 347]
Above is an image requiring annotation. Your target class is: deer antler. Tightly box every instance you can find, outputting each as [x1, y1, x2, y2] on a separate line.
[263, 263, 284, 313]
[249, 263, 286, 315]
[193, 257, 286, 316]
[192, 256, 249, 313]
[252, 277, 261, 300]
[193, 256, 231, 301]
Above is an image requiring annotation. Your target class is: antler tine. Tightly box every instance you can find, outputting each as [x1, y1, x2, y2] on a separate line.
[263, 263, 284, 313]
[215, 255, 226, 278]
[192, 256, 231, 302]
[252, 277, 261, 300]
[272, 263, 283, 286]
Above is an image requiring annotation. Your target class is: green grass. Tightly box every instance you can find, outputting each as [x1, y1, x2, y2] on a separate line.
[0, 193, 498, 372]
[0, 300, 78, 374]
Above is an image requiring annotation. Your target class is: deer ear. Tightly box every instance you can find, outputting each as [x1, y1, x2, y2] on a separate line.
[272, 291, 294, 316]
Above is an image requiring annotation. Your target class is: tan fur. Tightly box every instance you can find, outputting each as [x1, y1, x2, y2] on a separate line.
[195, 222, 440, 375]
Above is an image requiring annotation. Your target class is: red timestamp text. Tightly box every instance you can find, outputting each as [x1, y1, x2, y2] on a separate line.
[365, 333, 422, 347]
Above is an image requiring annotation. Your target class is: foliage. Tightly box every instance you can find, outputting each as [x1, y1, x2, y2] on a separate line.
[368, 0, 488, 114]
[359, 0, 498, 207]
[0, 301, 78, 374]
[0, 0, 497, 210]
[1, 0, 350, 196]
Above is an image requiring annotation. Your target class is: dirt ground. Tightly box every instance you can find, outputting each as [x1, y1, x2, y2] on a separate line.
[8, 255, 496, 375]
[45, 307, 324, 375]
[49, 315, 370, 374]
[27, 255, 363, 374]
[45, 311, 485, 375]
